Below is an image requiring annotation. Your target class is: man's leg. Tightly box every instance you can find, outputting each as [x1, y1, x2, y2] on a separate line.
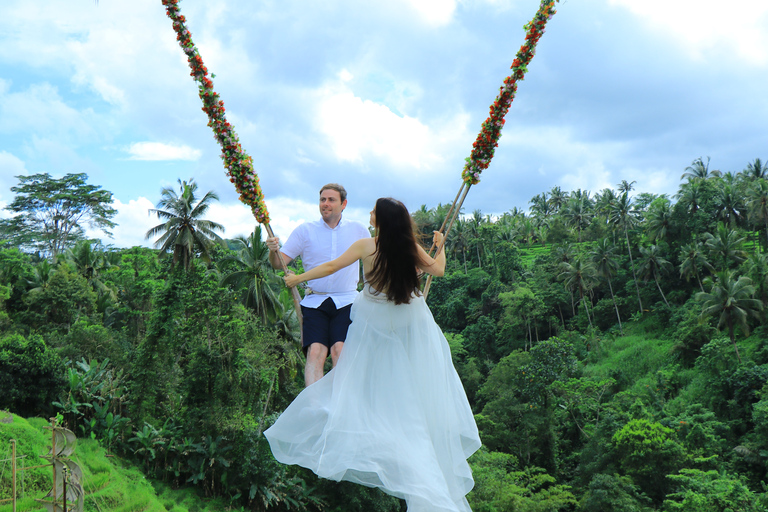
[305, 342, 330, 386]
[330, 341, 344, 368]
[328, 303, 352, 369]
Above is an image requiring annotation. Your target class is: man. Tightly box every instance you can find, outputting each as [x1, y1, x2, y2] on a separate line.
[267, 184, 370, 386]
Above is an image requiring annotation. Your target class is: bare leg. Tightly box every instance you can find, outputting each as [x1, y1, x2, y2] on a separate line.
[330, 341, 344, 368]
[305, 342, 329, 387]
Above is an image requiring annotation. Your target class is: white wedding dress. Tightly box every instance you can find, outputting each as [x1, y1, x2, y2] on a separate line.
[264, 286, 481, 512]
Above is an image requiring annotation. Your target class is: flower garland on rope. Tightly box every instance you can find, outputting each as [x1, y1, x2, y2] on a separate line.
[162, 0, 269, 225]
[461, 0, 558, 185]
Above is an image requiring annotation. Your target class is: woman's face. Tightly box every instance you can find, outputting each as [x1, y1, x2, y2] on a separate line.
[369, 206, 377, 228]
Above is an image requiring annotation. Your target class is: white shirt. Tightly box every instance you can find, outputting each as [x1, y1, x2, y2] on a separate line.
[281, 217, 370, 309]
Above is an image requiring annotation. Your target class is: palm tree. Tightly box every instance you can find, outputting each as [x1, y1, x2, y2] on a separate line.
[218, 226, 284, 324]
[145, 179, 225, 270]
[562, 196, 593, 243]
[714, 183, 745, 228]
[591, 238, 622, 333]
[747, 179, 768, 249]
[675, 179, 704, 215]
[644, 198, 672, 244]
[698, 271, 763, 363]
[447, 218, 470, 273]
[559, 254, 598, 328]
[617, 180, 636, 194]
[681, 156, 721, 182]
[703, 223, 747, 272]
[746, 252, 768, 307]
[63, 240, 115, 302]
[412, 204, 434, 237]
[609, 192, 643, 314]
[25, 259, 54, 297]
[638, 245, 673, 308]
[551, 242, 575, 264]
[679, 241, 713, 292]
[548, 186, 569, 213]
[594, 188, 618, 217]
[469, 209, 486, 267]
[529, 192, 551, 218]
[740, 158, 768, 182]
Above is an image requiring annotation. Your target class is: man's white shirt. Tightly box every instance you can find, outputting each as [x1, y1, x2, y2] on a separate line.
[281, 217, 370, 309]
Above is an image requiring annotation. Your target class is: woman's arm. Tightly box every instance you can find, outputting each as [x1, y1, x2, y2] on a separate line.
[416, 231, 446, 277]
[284, 238, 371, 288]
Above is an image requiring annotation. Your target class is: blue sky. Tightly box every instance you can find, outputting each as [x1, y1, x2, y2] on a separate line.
[1, 0, 767, 249]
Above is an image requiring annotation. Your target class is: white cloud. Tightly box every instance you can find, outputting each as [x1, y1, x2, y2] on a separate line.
[610, 0, 768, 64]
[85, 196, 156, 249]
[0, 82, 98, 141]
[314, 78, 470, 172]
[404, 0, 457, 26]
[0, 151, 27, 213]
[127, 142, 202, 161]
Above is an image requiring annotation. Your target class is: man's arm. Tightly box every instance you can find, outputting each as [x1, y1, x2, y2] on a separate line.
[266, 236, 294, 269]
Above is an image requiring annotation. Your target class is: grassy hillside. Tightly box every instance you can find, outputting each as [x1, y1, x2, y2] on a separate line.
[0, 414, 233, 512]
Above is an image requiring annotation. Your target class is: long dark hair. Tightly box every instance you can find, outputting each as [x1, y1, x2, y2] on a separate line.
[367, 198, 421, 305]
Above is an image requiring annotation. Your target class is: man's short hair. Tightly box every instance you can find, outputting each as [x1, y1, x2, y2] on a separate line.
[319, 183, 347, 203]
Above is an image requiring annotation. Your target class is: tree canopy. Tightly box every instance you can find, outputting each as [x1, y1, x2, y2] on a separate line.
[1, 173, 116, 259]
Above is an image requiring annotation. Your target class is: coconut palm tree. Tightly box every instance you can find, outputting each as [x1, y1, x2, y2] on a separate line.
[703, 223, 747, 272]
[548, 186, 569, 213]
[746, 252, 768, 307]
[25, 259, 54, 297]
[562, 196, 593, 243]
[679, 241, 713, 292]
[675, 179, 704, 216]
[747, 179, 768, 249]
[638, 245, 673, 308]
[412, 204, 434, 237]
[145, 179, 225, 270]
[714, 183, 745, 228]
[218, 226, 284, 324]
[697, 271, 763, 363]
[559, 254, 598, 328]
[529, 192, 551, 219]
[591, 238, 622, 333]
[740, 157, 768, 182]
[644, 198, 673, 244]
[594, 188, 618, 216]
[448, 218, 470, 273]
[609, 192, 643, 314]
[617, 180, 636, 194]
[681, 156, 720, 182]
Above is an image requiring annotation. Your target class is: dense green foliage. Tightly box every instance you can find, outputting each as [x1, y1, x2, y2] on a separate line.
[3, 162, 768, 510]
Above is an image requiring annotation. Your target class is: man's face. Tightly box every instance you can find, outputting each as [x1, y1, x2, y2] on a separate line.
[319, 189, 347, 223]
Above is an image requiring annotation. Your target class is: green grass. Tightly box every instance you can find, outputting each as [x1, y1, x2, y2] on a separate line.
[584, 334, 676, 387]
[0, 416, 235, 512]
[518, 245, 551, 267]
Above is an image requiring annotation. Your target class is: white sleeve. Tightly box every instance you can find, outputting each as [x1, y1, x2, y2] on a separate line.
[280, 224, 306, 260]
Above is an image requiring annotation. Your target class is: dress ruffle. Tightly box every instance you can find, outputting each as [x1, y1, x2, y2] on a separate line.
[265, 287, 481, 511]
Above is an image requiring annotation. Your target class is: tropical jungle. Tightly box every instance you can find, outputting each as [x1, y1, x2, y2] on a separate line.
[3, 156, 768, 511]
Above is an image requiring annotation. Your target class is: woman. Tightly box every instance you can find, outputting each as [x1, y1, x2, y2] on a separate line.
[264, 198, 481, 512]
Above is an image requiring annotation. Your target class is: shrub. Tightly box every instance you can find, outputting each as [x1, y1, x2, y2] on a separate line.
[0, 333, 64, 417]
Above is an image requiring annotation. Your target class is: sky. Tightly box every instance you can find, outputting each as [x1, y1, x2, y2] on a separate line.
[1, 0, 767, 249]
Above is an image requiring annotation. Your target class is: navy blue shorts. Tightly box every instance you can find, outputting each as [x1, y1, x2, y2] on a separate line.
[301, 298, 352, 353]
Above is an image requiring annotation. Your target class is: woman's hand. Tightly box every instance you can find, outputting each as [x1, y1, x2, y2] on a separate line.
[432, 230, 445, 247]
[284, 272, 302, 288]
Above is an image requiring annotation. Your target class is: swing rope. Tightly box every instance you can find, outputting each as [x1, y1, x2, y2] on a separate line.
[162, 0, 303, 331]
[161, 0, 561, 311]
[423, 0, 560, 301]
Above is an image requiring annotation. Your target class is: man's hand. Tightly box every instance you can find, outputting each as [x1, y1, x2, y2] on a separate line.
[266, 236, 280, 252]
